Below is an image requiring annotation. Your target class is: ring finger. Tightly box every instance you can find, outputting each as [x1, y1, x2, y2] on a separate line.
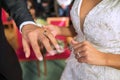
[75, 52, 82, 59]
[43, 29, 60, 52]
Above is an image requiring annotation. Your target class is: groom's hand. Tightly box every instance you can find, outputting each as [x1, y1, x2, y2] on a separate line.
[21, 24, 60, 61]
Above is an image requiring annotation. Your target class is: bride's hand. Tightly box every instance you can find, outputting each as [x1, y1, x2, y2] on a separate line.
[71, 40, 107, 66]
[44, 25, 61, 37]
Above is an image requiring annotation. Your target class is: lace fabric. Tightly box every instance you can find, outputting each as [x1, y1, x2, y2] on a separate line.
[60, 0, 120, 80]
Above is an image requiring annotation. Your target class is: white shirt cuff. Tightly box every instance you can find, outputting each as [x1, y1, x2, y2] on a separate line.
[57, 0, 73, 6]
[19, 21, 42, 33]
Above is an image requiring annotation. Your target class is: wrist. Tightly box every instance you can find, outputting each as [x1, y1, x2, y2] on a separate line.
[102, 53, 109, 66]
[22, 24, 34, 32]
[98, 52, 108, 66]
[102, 53, 115, 67]
[19, 21, 36, 33]
[21, 24, 39, 35]
[99, 52, 120, 69]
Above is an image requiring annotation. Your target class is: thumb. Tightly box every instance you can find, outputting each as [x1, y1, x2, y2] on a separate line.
[71, 39, 78, 45]
[22, 38, 30, 58]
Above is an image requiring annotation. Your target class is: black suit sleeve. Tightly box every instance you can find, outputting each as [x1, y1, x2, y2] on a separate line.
[1, 0, 34, 28]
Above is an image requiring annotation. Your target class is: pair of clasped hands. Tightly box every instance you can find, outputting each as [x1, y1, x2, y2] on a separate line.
[22, 24, 106, 66]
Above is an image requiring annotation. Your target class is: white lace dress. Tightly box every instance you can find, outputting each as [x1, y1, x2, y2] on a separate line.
[60, 0, 120, 80]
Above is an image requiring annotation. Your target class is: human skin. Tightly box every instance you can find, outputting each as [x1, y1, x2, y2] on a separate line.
[45, 0, 120, 70]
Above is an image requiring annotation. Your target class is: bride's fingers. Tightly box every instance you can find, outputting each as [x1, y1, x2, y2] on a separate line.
[71, 39, 78, 45]
[77, 57, 87, 63]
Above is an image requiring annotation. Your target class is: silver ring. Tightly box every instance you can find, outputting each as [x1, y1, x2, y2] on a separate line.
[77, 52, 81, 58]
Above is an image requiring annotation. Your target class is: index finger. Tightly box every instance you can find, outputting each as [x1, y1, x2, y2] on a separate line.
[28, 33, 43, 61]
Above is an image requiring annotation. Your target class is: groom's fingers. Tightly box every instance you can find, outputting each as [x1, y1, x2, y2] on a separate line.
[22, 38, 30, 58]
[28, 32, 43, 61]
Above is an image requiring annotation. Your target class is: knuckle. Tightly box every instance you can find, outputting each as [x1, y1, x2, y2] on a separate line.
[32, 44, 38, 48]
[84, 50, 88, 53]
[45, 43, 51, 47]
[28, 32, 35, 38]
[78, 59, 81, 62]
[45, 38, 50, 42]
[83, 45, 88, 50]
[85, 58, 89, 63]
[42, 37, 49, 42]
[85, 57, 88, 61]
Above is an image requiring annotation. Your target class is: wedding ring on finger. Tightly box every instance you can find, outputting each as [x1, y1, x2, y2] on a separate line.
[76, 52, 81, 58]
[43, 30, 47, 35]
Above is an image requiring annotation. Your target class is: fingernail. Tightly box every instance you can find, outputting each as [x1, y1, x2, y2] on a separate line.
[57, 46, 64, 53]
[49, 50, 57, 55]
[25, 52, 29, 58]
[38, 57, 43, 61]
[56, 45, 63, 52]
[56, 45, 60, 49]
